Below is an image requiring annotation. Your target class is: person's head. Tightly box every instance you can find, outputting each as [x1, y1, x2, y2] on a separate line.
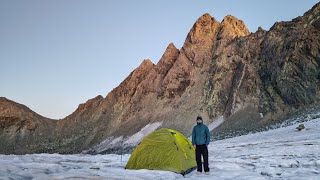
[196, 115, 203, 125]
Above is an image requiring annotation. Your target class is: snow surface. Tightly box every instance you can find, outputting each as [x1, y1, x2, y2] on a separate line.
[1, 119, 319, 180]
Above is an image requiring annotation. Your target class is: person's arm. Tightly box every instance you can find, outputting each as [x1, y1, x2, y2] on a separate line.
[205, 126, 210, 145]
[192, 127, 196, 147]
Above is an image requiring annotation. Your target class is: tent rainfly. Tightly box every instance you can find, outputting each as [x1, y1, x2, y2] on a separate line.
[125, 128, 197, 175]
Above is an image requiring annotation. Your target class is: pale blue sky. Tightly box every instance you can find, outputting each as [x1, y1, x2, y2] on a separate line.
[0, 0, 318, 119]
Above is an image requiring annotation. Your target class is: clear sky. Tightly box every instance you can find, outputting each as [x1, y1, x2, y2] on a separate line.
[0, 0, 318, 119]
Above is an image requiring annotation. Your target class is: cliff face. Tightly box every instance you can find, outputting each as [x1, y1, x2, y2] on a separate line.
[211, 3, 320, 137]
[1, 3, 319, 154]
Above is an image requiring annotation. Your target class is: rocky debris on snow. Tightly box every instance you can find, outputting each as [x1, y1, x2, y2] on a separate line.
[296, 124, 305, 131]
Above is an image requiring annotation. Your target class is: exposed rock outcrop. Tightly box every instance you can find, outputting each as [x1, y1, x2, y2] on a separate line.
[1, 2, 319, 154]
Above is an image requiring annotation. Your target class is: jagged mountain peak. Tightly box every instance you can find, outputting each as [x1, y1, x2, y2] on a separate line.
[221, 15, 248, 30]
[140, 59, 154, 66]
[180, 13, 220, 67]
[134, 59, 155, 74]
[1, 2, 320, 155]
[186, 13, 220, 44]
[161, 43, 179, 58]
[167, 42, 177, 49]
[157, 43, 179, 66]
[197, 13, 214, 22]
[222, 15, 241, 23]
[155, 43, 180, 75]
[163, 43, 179, 56]
[217, 15, 250, 39]
[127, 59, 155, 88]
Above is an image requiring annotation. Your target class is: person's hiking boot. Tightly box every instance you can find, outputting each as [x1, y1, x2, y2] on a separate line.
[205, 172, 210, 175]
[196, 171, 201, 175]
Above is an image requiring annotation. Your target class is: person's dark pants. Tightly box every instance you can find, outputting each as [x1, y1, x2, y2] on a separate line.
[195, 144, 209, 172]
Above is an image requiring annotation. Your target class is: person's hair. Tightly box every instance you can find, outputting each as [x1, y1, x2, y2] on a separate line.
[196, 115, 203, 120]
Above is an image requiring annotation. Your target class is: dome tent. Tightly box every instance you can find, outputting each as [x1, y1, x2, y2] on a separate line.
[125, 128, 197, 175]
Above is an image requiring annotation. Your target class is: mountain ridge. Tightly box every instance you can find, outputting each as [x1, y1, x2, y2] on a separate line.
[1, 2, 319, 154]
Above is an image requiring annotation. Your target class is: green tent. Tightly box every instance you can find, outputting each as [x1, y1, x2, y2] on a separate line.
[125, 128, 197, 175]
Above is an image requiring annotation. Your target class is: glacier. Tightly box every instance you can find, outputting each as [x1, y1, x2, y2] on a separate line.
[0, 119, 319, 180]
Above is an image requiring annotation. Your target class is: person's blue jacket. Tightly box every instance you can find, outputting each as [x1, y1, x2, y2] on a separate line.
[192, 122, 210, 145]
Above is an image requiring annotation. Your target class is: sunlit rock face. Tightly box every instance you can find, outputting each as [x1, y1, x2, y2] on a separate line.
[1, 2, 320, 154]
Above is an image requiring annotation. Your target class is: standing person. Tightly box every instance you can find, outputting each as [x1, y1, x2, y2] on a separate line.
[192, 115, 210, 175]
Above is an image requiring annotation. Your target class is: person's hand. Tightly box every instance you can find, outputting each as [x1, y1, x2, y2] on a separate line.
[193, 145, 196, 149]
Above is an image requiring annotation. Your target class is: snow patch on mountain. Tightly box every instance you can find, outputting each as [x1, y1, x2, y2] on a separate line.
[85, 122, 163, 154]
[208, 116, 224, 131]
[124, 121, 163, 145]
[89, 136, 124, 153]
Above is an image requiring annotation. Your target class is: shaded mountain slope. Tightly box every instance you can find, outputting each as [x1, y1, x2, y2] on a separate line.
[0, 2, 319, 154]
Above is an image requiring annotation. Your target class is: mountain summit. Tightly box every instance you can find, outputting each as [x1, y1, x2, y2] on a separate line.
[1, 3, 320, 154]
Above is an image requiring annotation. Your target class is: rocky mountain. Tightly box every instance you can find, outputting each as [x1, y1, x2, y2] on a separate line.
[1, 2, 319, 154]
[0, 97, 57, 154]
